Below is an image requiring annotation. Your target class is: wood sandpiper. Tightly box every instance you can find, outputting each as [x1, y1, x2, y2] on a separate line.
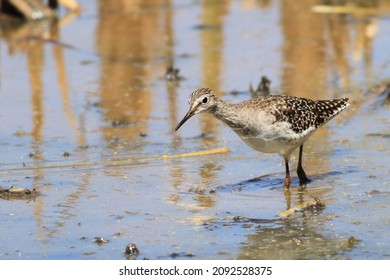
[175, 88, 349, 188]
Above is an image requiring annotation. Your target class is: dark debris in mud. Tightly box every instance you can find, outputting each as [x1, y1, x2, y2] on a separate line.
[343, 236, 361, 249]
[76, 144, 98, 151]
[192, 23, 220, 30]
[366, 133, 390, 139]
[194, 132, 212, 139]
[378, 83, 390, 104]
[249, 75, 271, 98]
[289, 237, 304, 246]
[164, 65, 184, 81]
[200, 214, 280, 232]
[232, 215, 279, 224]
[305, 197, 326, 212]
[94, 237, 108, 245]
[0, 187, 39, 200]
[228, 90, 248, 96]
[169, 252, 195, 259]
[366, 82, 390, 108]
[125, 243, 140, 259]
[111, 119, 133, 127]
[278, 197, 326, 217]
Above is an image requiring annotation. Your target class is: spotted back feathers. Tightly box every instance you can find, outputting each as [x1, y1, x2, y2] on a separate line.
[265, 95, 349, 133]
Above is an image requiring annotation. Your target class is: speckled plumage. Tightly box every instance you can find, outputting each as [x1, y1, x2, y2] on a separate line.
[176, 88, 349, 188]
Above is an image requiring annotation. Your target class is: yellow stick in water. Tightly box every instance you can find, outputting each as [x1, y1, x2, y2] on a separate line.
[0, 147, 230, 172]
[312, 5, 379, 15]
[161, 147, 229, 160]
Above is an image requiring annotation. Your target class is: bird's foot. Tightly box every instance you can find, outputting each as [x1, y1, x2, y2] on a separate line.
[297, 167, 311, 185]
[299, 176, 312, 185]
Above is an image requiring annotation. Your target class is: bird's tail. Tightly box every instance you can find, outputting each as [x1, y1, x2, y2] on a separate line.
[315, 98, 349, 125]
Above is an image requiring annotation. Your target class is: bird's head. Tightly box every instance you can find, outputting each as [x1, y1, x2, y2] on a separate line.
[175, 88, 218, 131]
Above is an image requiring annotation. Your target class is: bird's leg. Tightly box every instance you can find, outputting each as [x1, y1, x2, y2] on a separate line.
[297, 144, 311, 184]
[284, 159, 291, 189]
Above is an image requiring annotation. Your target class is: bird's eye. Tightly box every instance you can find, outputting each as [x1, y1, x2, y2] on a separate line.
[202, 97, 208, 104]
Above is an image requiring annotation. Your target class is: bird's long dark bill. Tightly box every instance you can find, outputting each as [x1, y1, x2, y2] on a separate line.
[175, 110, 194, 131]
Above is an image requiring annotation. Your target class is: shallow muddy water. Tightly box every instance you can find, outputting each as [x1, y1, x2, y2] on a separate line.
[1, 0, 390, 260]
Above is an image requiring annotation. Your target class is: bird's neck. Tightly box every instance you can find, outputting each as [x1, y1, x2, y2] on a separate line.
[213, 99, 233, 120]
[212, 100, 248, 132]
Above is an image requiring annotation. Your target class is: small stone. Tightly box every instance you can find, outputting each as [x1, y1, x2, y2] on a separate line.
[125, 243, 139, 255]
[344, 236, 360, 248]
[95, 237, 108, 244]
[290, 238, 304, 245]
